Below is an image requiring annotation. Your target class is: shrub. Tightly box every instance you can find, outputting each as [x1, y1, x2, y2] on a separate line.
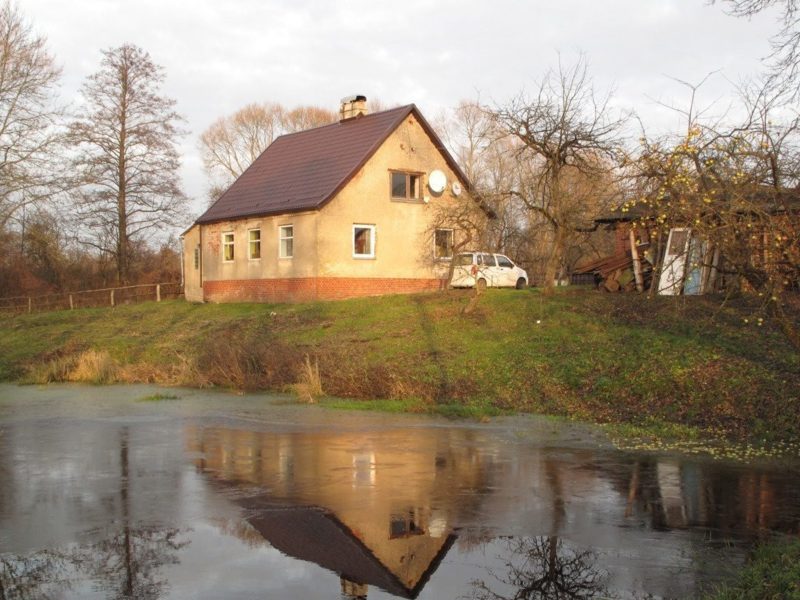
[290, 355, 323, 403]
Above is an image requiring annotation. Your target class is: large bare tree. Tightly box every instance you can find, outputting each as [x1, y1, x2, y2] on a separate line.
[714, 0, 800, 89]
[437, 100, 525, 256]
[491, 57, 626, 288]
[0, 1, 62, 228]
[199, 102, 335, 202]
[69, 44, 186, 285]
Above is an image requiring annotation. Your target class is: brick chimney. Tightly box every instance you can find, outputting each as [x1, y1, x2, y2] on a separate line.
[339, 95, 368, 121]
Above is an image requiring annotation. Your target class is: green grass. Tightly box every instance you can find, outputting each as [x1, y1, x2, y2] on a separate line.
[1, 289, 799, 441]
[137, 393, 181, 402]
[705, 539, 800, 599]
[320, 397, 430, 413]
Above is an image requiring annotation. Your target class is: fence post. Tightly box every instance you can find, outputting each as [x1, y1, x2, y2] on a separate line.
[156, 284, 161, 302]
[110, 289, 115, 307]
[69, 294, 74, 310]
[28, 297, 32, 313]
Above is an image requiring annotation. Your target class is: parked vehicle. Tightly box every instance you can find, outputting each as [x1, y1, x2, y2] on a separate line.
[450, 252, 529, 290]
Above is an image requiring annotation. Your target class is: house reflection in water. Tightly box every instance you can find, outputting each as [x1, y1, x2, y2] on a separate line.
[186, 426, 493, 599]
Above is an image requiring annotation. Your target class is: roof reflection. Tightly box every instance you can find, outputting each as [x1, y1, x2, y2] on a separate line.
[186, 426, 493, 598]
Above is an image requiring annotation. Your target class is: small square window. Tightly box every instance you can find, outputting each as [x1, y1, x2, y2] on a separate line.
[434, 229, 454, 260]
[222, 232, 234, 262]
[390, 171, 422, 201]
[279, 225, 294, 258]
[353, 224, 375, 258]
[248, 229, 261, 260]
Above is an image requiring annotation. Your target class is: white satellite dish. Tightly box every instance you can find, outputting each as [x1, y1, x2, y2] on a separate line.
[428, 170, 447, 194]
[451, 181, 462, 197]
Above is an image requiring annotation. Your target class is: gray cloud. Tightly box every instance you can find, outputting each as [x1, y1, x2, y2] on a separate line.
[23, 0, 782, 220]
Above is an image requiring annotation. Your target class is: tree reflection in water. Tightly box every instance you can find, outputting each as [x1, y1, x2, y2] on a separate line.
[1, 550, 74, 600]
[467, 536, 609, 600]
[0, 527, 185, 600]
[75, 526, 186, 600]
[0, 426, 187, 600]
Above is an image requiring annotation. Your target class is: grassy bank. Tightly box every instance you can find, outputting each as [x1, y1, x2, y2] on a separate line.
[1, 288, 798, 441]
[705, 538, 800, 599]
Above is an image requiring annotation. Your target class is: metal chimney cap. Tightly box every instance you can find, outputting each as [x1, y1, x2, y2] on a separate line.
[340, 94, 367, 103]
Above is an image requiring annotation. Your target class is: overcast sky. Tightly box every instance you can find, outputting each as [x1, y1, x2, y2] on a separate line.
[22, 0, 782, 220]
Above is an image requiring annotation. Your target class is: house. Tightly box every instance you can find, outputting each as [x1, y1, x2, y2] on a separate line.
[182, 96, 474, 303]
[575, 189, 800, 294]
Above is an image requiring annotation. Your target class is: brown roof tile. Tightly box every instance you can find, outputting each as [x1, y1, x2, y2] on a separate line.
[196, 104, 469, 225]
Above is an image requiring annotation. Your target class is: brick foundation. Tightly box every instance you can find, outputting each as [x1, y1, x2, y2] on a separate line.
[202, 277, 446, 303]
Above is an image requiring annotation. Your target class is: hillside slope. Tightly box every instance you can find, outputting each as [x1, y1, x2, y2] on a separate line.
[1, 289, 798, 439]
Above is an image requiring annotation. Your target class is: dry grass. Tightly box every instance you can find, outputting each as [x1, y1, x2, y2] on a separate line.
[69, 350, 117, 384]
[26, 349, 118, 384]
[26, 355, 77, 384]
[290, 354, 323, 403]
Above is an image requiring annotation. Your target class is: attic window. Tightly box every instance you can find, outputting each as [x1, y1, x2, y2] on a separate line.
[391, 171, 422, 201]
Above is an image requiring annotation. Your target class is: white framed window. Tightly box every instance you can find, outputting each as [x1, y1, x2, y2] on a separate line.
[279, 225, 294, 258]
[222, 232, 235, 262]
[353, 224, 376, 258]
[248, 229, 261, 260]
[434, 228, 454, 260]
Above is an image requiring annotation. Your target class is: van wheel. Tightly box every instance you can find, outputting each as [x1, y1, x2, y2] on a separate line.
[476, 278, 487, 292]
[515, 278, 527, 290]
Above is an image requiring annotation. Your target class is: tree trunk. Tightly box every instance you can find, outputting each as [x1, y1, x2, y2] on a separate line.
[543, 224, 567, 293]
[116, 69, 129, 286]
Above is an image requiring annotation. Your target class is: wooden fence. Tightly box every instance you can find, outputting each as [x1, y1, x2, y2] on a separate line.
[0, 282, 183, 315]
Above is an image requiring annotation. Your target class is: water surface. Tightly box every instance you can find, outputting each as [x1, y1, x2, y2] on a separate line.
[1, 384, 799, 599]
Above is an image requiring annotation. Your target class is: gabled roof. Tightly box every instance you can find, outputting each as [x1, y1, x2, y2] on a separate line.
[243, 503, 456, 599]
[196, 104, 471, 225]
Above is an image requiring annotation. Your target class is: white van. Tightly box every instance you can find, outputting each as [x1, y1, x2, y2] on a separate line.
[450, 252, 529, 290]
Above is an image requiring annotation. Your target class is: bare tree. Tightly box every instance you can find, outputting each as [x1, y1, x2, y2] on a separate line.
[714, 0, 800, 91]
[68, 44, 186, 285]
[468, 537, 607, 600]
[281, 104, 337, 133]
[199, 102, 336, 203]
[491, 56, 626, 289]
[0, 1, 62, 228]
[436, 101, 532, 268]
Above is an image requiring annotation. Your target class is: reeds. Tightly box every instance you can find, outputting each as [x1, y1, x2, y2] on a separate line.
[290, 354, 323, 403]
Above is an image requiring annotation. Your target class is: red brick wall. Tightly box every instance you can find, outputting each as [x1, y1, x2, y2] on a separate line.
[202, 277, 446, 303]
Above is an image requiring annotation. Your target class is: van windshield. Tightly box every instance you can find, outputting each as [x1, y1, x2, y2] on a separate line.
[454, 254, 473, 266]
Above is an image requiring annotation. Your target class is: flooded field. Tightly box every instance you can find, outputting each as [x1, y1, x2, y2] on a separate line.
[1, 384, 799, 599]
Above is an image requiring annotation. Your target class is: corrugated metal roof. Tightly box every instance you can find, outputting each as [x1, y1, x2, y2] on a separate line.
[195, 104, 469, 225]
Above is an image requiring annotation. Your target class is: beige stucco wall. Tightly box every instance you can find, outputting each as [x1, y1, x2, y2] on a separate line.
[318, 112, 470, 279]
[195, 210, 318, 280]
